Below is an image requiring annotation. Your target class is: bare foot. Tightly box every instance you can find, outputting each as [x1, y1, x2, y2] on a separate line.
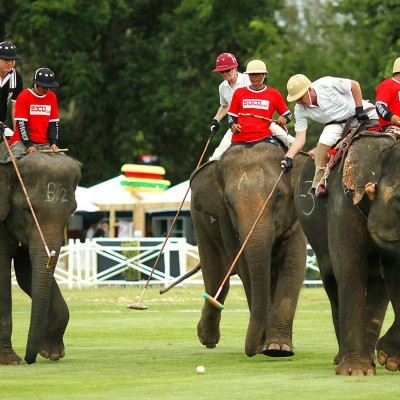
[307, 147, 317, 160]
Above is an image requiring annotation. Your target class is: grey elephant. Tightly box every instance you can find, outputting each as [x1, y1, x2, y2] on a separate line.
[295, 129, 400, 375]
[191, 141, 308, 357]
[0, 143, 81, 364]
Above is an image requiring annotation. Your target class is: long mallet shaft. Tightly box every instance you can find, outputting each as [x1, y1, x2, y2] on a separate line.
[2, 135, 55, 266]
[204, 171, 284, 310]
[128, 137, 213, 310]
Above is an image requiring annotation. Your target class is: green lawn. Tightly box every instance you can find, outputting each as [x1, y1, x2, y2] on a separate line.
[0, 284, 397, 400]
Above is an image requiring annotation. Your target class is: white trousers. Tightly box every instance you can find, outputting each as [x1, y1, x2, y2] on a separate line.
[319, 102, 378, 146]
[209, 123, 294, 161]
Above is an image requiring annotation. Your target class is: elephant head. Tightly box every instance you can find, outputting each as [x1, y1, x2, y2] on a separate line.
[0, 149, 81, 365]
[368, 142, 400, 253]
[192, 141, 307, 357]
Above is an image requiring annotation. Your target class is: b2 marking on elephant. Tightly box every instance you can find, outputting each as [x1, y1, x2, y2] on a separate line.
[238, 172, 248, 190]
[46, 182, 68, 203]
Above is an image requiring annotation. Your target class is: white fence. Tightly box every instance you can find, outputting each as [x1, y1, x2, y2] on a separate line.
[13, 238, 321, 288]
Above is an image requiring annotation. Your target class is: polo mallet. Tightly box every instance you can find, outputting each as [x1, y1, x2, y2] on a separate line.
[203, 171, 284, 310]
[127, 135, 213, 310]
[238, 113, 278, 123]
[37, 148, 68, 153]
[1, 133, 56, 268]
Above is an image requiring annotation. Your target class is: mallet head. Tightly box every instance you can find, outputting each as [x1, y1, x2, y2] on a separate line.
[127, 304, 148, 310]
[203, 293, 224, 310]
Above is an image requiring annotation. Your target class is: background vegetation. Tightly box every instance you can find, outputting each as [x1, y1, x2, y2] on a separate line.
[1, 0, 400, 186]
[1, 285, 397, 399]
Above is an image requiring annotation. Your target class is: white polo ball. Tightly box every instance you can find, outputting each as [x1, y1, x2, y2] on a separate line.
[196, 365, 205, 374]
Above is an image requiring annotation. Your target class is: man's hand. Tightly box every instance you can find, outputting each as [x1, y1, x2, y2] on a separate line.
[210, 119, 220, 133]
[281, 156, 293, 173]
[276, 116, 287, 126]
[355, 106, 369, 122]
[26, 146, 37, 153]
[231, 123, 241, 134]
[391, 114, 400, 126]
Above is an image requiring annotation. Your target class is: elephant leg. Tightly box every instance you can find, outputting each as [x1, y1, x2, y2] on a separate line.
[13, 249, 68, 361]
[333, 238, 374, 375]
[39, 280, 69, 361]
[0, 249, 23, 365]
[197, 238, 230, 349]
[263, 230, 306, 357]
[365, 263, 388, 365]
[376, 253, 400, 372]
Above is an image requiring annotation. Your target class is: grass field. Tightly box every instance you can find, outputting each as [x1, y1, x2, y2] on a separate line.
[1, 284, 398, 400]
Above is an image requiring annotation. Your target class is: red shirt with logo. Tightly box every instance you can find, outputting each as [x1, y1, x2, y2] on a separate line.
[376, 78, 400, 129]
[11, 88, 59, 145]
[228, 86, 290, 143]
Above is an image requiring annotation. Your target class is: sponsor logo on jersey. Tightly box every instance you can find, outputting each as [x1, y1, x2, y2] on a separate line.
[243, 99, 270, 110]
[30, 105, 51, 115]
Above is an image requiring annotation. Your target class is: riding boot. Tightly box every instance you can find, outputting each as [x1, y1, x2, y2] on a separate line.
[312, 143, 331, 199]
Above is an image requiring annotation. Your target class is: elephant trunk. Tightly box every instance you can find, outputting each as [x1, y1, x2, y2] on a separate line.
[24, 234, 61, 364]
[241, 222, 274, 357]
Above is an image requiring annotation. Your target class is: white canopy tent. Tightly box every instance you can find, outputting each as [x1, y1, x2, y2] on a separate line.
[80, 175, 191, 237]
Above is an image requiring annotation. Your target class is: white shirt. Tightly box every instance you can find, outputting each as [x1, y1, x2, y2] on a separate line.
[294, 76, 362, 132]
[219, 72, 250, 106]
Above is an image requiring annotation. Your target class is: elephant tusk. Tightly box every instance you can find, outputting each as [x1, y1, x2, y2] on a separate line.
[365, 182, 376, 201]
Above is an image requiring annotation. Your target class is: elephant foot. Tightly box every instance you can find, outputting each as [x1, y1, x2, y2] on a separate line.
[39, 340, 65, 361]
[262, 341, 294, 357]
[376, 327, 400, 372]
[197, 319, 220, 349]
[335, 357, 376, 376]
[0, 349, 24, 365]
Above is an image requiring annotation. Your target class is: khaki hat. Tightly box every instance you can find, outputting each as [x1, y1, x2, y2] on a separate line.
[244, 60, 268, 74]
[287, 74, 311, 102]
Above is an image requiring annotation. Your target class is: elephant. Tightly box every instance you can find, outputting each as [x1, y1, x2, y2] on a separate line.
[190, 140, 308, 357]
[294, 128, 400, 375]
[0, 142, 81, 364]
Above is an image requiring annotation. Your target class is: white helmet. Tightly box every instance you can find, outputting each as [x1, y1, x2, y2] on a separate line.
[286, 74, 311, 102]
[244, 60, 268, 74]
[393, 57, 400, 74]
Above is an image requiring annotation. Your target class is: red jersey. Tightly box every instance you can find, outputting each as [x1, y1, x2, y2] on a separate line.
[228, 86, 290, 143]
[11, 88, 59, 145]
[376, 78, 400, 129]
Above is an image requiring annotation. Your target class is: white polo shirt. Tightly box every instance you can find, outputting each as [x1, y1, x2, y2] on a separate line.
[219, 72, 250, 106]
[294, 76, 361, 132]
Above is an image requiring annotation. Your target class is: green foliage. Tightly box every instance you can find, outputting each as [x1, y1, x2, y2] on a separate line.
[3, 0, 400, 185]
[120, 240, 141, 280]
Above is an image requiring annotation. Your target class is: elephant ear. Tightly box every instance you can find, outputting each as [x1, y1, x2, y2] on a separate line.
[342, 136, 396, 204]
[0, 164, 12, 220]
[190, 161, 225, 216]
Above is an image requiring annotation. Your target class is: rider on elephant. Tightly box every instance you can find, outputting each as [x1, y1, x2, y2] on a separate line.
[8, 67, 60, 160]
[0, 41, 23, 136]
[375, 57, 400, 131]
[280, 74, 378, 198]
[227, 59, 292, 146]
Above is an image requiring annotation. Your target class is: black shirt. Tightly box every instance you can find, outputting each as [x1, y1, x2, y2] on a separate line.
[0, 68, 23, 123]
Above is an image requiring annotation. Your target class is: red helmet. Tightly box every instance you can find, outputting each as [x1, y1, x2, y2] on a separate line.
[213, 53, 238, 72]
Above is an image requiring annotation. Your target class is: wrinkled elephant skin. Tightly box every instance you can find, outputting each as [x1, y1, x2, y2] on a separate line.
[191, 142, 307, 357]
[0, 146, 81, 365]
[295, 134, 400, 375]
